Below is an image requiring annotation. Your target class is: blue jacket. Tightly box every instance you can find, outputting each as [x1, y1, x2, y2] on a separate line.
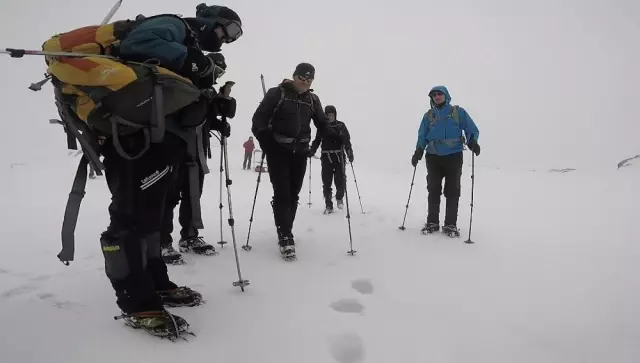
[416, 86, 479, 156]
[117, 15, 193, 75]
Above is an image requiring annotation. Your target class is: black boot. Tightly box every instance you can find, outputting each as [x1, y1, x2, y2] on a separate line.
[323, 199, 334, 215]
[277, 228, 296, 260]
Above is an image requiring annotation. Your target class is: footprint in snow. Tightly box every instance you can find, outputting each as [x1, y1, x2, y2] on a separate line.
[330, 298, 365, 314]
[328, 332, 365, 363]
[351, 279, 374, 295]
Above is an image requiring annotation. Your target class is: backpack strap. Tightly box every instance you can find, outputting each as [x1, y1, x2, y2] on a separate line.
[267, 86, 286, 129]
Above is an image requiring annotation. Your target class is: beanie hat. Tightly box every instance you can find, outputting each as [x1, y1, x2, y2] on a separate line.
[196, 4, 241, 25]
[293, 62, 315, 79]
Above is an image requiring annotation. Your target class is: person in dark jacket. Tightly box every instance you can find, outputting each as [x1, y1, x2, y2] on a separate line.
[160, 52, 236, 265]
[98, 4, 243, 335]
[251, 62, 335, 259]
[309, 105, 353, 214]
[411, 85, 480, 237]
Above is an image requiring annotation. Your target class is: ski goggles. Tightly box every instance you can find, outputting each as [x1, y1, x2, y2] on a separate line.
[219, 20, 243, 43]
[213, 64, 226, 79]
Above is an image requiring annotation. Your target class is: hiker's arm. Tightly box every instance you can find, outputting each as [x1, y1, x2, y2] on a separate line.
[309, 130, 322, 155]
[459, 107, 479, 143]
[118, 17, 191, 73]
[251, 87, 281, 137]
[341, 123, 353, 152]
[311, 95, 331, 136]
[416, 113, 429, 150]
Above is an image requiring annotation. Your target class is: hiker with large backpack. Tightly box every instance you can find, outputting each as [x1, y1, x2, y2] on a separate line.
[45, 3, 243, 339]
[160, 52, 236, 265]
[411, 86, 481, 237]
[251, 63, 336, 260]
[309, 105, 354, 214]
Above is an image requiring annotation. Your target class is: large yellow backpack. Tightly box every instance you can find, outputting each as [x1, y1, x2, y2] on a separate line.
[43, 15, 208, 159]
[43, 16, 211, 265]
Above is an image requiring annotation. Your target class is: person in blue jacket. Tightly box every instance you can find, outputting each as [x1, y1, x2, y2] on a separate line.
[97, 4, 243, 337]
[411, 86, 481, 237]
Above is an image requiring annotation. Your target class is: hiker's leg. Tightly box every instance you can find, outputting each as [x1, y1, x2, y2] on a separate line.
[321, 155, 334, 207]
[177, 160, 200, 241]
[265, 145, 294, 237]
[101, 131, 184, 313]
[425, 154, 446, 225]
[334, 154, 346, 201]
[443, 152, 464, 227]
[288, 151, 308, 231]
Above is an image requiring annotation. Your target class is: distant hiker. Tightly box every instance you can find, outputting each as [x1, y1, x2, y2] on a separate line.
[160, 52, 236, 265]
[243, 136, 255, 170]
[309, 105, 354, 214]
[411, 85, 480, 237]
[251, 62, 335, 259]
[46, 3, 243, 338]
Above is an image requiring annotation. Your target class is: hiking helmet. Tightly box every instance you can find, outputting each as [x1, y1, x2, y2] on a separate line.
[325, 105, 337, 118]
[195, 4, 243, 50]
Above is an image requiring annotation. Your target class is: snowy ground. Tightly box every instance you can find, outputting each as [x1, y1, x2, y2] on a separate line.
[1, 148, 639, 363]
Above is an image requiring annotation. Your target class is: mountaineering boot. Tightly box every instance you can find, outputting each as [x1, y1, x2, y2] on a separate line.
[116, 310, 192, 340]
[158, 286, 204, 307]
[421, 222, 440, 234]
[278, 232, 296, 260]
[336, 199, 344, 210]
[179, 236, 218, 256]
[161, 245, 185, 265]
[442, 225, 460, 238]
[323, 199, 334, 215]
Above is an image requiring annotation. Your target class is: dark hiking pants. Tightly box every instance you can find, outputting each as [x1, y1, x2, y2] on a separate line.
[265, 144, 307, 239]
[243, 150, 252, 169]
[320, 151, 346, 206]
[425, 152, 463, 226]
[160, 158, 205, 246]
[100, 131, 185, 314]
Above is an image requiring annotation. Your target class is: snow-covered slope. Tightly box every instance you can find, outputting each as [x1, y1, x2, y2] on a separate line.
[1, 150, 638, 363]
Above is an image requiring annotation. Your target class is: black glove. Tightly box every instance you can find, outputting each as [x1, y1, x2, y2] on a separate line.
[411, 147, 424, 167]
[467, 138, 481, 156]
[347, 149, 354, 163]
[213, 96, 236, 118]
[308, 148, 316, 158]
[208, 117, 230, 138]
[181, 47, 214, 88]
[220, 119, 231, 138]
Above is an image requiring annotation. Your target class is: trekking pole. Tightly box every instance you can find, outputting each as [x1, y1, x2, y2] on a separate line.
[243, 152, 266, 251]
[307, 158, 312, 208]
[398, 166, 417, 230]
[349, 162, 365, 214]
[27, 0, 124, 92]
[341, 150, 356, 255]
[220, 132, 250, 291]
[465, 152, 476, 244]
[214, 133, 227, 248]
[243, 73, 269, 251]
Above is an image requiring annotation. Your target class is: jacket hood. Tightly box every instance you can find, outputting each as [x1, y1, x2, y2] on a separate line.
[428, 85, 451, 107]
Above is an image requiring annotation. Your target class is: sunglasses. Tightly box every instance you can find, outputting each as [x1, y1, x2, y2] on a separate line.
[296, 75, 314, 83]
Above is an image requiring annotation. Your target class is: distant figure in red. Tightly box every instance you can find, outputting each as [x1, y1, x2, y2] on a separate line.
[243, 136, 255, 170]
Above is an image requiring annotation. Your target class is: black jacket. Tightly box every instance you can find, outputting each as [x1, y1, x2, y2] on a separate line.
[251, 80, 330, 152]
[310, 120, 352, 154]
